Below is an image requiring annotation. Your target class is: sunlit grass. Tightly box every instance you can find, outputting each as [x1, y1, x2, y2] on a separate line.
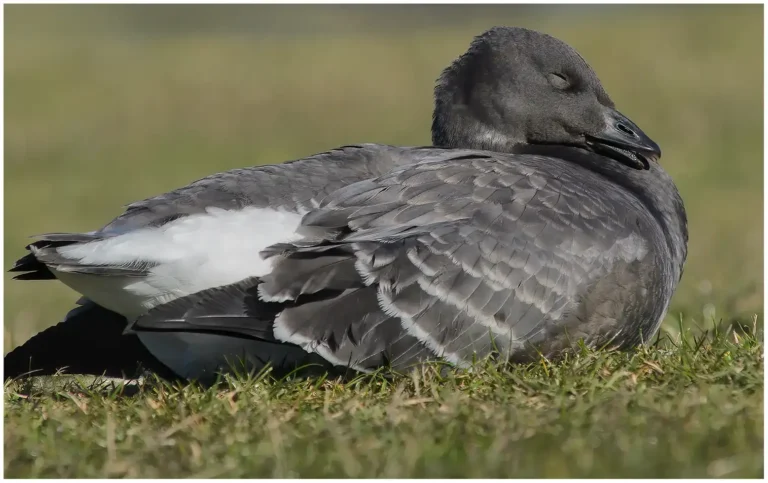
[5, 327, 763, 478]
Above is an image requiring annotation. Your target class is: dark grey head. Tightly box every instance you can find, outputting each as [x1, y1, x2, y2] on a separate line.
[432, 27, 660, 170]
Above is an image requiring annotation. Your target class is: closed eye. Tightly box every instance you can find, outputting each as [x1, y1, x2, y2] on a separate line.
[548, 72, 570, 90]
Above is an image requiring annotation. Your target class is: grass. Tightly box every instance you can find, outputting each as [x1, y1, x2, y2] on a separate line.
[3, 4, 764, 478]
[4, 328, 763, 478]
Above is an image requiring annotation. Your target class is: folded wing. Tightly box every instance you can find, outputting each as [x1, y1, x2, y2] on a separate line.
[135, 151, 653, 370]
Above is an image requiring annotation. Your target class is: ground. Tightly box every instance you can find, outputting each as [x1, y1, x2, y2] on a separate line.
[4, 329, 763, 477]
[3, 5, 764, 478]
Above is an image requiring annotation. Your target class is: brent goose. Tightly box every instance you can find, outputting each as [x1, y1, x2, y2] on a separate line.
[6, 27, 687, 382]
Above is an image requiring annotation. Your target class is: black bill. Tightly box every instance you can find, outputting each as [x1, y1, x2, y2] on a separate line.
[586, 109, 661, 170]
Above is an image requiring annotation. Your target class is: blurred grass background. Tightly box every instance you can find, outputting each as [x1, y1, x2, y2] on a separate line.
[4, 4, 763, 353]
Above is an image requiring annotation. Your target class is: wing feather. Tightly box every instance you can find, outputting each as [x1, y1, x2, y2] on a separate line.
[262, 152, 656, 365]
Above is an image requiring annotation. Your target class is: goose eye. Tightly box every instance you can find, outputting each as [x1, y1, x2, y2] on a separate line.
[548, 72, 570, 90]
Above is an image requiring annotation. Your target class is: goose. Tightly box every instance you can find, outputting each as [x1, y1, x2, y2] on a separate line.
[6, 26, 687, 383]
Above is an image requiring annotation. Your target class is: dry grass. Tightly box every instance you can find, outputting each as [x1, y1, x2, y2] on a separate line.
[5, 330, 764, 478]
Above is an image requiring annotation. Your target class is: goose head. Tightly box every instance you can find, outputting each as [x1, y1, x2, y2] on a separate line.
[432, 26, 661, 170]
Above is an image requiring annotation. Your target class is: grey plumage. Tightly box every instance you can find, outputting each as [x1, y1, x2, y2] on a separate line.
[133, 278, 433, 374]
[234, 147, 677, 366]
[127, 143, 683, 376]
[10, 145, 420, 280]
[7, 26, 687, 382]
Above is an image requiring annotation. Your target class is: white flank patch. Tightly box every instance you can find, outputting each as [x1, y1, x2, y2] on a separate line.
[54, 207, 305, 318]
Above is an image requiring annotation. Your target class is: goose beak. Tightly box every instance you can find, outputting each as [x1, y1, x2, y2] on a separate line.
[585, 109, 661, 170]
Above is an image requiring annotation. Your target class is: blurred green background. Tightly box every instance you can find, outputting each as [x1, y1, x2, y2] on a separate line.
[4, 5, 763, 353]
